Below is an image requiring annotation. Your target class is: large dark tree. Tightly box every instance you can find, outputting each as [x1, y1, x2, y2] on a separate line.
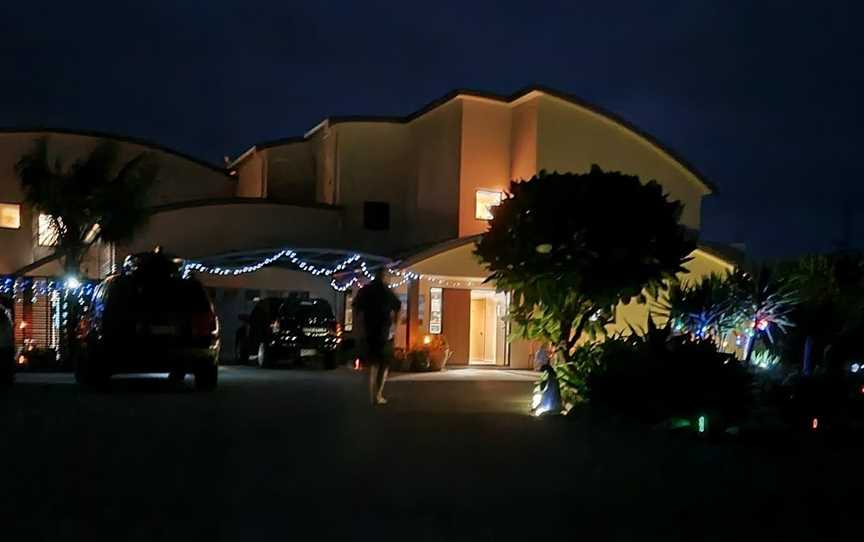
[15, 137, 159, 275]
[475, 166, 695, 365]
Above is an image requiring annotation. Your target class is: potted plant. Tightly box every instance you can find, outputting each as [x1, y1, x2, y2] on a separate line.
[424, 334, 452, 371]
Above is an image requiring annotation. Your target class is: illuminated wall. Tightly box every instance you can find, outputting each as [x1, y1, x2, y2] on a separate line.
[610, 248, 735, 334]
[458, 98, 513, 237]
[0, 131, 233, 276]
[534, 94, 708, 230]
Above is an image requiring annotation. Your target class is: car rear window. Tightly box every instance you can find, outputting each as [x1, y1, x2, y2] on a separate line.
[108, 276, 211, 313]
[280, 300, 334, 320]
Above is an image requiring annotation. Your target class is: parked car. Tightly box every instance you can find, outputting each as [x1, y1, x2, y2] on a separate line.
[235, 297, 340, 369]
[1, 301, 13, 388]
[76, 249, 220, 390]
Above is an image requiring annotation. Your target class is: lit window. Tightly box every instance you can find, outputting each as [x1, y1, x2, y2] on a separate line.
[475, 190, 503, 220]
[344, 292, 354, 332]
[38, 214, 62, 247]
[0, 203, 21, 229]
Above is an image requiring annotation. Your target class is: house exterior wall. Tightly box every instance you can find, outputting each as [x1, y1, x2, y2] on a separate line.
[458, 98, 512, 238]
[330, 122, 413, 255]
[510, 98, 539, 183]
[235, 152, 265, 198]
[254, 88, 710, 256]
[609, 248, 735, 334]
[265, 142, 315, 202]
[534, 95, 707, 230]
[124, 202, 344, 260]
[410, 99, 462, 246]
[0, 132, 232, 276]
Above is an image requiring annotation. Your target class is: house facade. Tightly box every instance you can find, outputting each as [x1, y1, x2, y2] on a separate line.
[0, 86, 734, 365]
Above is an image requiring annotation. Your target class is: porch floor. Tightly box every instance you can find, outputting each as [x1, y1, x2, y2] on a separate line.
[389, 367, 539, 382]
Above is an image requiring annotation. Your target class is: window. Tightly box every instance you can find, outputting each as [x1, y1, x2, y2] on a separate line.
[344, 292, 354, 332]
[363, 201, 390, 230]
[0, 203, 21, 229]
[475, 190, 503, 220]
[37, 214, 61, 247]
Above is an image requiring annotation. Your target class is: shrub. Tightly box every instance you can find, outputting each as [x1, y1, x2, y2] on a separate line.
[750, 349, 780, 370]
[586, 319, 752, 424]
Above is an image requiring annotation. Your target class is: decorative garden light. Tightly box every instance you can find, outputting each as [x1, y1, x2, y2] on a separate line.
[698, 415, 706, 434]
[532, 365, 562, 417]
[531, 390, 542, 410]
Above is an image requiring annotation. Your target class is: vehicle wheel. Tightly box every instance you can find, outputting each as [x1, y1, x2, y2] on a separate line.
[195, 365, 218, 391]
[322, 352, 336, 370]
[257, 343, 271, 368]
[234, 339, 249, 365]
[75, 350, 110, 390]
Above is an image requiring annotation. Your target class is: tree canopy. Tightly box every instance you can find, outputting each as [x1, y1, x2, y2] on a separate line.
[475, 166, 695, 361]
[15, 138, 159, 273]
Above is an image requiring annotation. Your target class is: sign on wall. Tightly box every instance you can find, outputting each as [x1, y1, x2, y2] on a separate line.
[429, 287, 442, 334]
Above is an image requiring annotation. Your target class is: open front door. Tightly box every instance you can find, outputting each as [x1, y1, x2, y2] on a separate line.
[441, 288, 470, 365]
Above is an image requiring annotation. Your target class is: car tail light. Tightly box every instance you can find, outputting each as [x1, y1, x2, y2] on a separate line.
[192, 312, 217, 337]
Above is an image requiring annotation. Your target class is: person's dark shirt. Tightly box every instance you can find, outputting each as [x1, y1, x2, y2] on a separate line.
[353, 279, 401, 342]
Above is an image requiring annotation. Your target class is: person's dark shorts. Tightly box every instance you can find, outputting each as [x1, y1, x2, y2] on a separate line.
[364, 338, 393, 369]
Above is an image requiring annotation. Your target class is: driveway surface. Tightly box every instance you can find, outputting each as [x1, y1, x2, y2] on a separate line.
[1, 366, 861, 540]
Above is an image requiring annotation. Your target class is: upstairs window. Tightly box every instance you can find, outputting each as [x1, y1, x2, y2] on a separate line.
[38, 214, 62, 247]
[363, 201, 390, 230]
[475, 190, 503, 220]
[0, 203, 21, 229]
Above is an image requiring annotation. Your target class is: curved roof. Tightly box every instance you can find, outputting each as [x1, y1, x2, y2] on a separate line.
[242, 85, 715, 193]
[397, 235, 738, 270]
[0, 127, 231, 178]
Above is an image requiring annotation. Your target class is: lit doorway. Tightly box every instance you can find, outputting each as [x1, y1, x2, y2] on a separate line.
[468, 290, 507, 365]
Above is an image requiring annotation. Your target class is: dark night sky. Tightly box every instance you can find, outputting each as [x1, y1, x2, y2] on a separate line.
[1, 1, 861, 259]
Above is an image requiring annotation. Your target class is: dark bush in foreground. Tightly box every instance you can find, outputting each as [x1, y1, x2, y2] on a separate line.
[587, 320, 752, 424]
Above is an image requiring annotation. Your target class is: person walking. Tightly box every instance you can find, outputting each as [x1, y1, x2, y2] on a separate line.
[353, 268, 401, 405]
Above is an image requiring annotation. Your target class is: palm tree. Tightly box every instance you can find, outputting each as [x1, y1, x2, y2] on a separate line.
[15, 137, 159, 275]
[657, 273, 739, 346]
[15, 137, 159, 363]
[730, 266, 797, 363]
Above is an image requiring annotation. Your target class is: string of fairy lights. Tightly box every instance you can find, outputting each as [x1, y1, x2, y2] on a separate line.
[0, 247, 482, 304]
[0, 276, 96, 303]
[180, 249, 484, 292]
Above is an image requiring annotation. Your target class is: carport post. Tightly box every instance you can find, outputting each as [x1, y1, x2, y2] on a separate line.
[406, 279, 421, 350]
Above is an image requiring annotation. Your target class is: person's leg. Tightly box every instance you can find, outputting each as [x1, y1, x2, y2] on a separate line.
[368, 362, 379, 405]
[375, 366, 389, 403]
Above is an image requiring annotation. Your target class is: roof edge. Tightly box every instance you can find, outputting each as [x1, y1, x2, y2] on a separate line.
[0, 127, 231, 178]
[237, 85, 716, 194]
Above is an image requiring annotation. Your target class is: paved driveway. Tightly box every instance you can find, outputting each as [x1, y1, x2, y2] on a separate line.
[1, 366, 862, 540]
